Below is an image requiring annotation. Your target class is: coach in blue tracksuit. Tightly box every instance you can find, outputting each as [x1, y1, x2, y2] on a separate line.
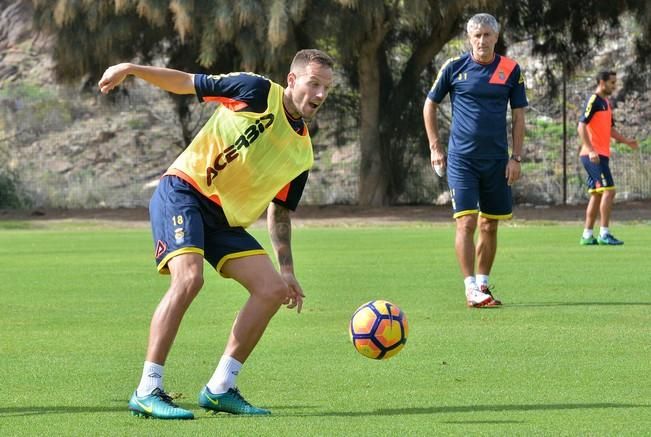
[423, 13, 528, 308]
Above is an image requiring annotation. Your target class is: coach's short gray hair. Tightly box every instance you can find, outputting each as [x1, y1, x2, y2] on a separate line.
[466, 13, 500, 34]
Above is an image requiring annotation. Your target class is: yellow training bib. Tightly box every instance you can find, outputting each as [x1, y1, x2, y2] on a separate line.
[166, 82, 313, 227]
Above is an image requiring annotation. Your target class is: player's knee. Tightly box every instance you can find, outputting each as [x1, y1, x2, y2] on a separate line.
[258, 281, 289, 306]
[171, 271, 204, 297]
[479, 219, 498, 234]
[456, 216, 477, 234]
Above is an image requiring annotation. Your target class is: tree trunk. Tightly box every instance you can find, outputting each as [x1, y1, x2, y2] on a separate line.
[357, 44, 389, 206]
[170, 94, 194, 147]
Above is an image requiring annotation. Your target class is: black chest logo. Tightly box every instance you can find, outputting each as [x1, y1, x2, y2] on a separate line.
[206, 113, 274, 186]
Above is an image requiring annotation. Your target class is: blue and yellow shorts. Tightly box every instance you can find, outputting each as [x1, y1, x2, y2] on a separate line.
[580, 155, 615, 193]
[447, 154, 512, 220]
[149, 176, 266, 275]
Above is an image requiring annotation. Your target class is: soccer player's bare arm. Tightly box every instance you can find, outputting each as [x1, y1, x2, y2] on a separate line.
[267, 202, 294, 273]
[511, 107, 525, 157]
[506, 107, 525, 185]
[611, 127, 639, 149]
[423, 99, 446, 176]
[267, 203, 305, 312]
[423, 99, 443, 152]
[98, 63, 195, 95]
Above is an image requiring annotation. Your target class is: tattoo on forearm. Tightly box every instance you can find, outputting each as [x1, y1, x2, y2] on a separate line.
[277, 251, 293, 268]
[270, 206, 293, 268]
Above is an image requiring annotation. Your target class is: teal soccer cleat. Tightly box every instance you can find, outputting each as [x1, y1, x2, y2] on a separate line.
[128, 388, 194, 420]
[199, 386, 271, 415]
[580, 236, 598, 245]
[597, 234, 624, 245]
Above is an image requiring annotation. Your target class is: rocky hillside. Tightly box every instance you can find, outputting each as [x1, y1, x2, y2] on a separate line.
[1, 1, 649, 209]
[1, 0, 190, 208]
[1, 0, 362, 208]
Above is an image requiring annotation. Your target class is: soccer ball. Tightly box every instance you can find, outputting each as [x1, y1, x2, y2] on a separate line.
[349, 300, 408, 360]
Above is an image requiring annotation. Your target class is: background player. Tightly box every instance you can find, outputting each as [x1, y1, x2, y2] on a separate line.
[578, 70, 639, 246]
[423, 13, 527, 307]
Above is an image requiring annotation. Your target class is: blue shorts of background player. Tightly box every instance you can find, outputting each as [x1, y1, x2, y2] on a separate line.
[150, 176, 266, 276]
[447, 154, 512, 219]
[580, 154, 615, 193]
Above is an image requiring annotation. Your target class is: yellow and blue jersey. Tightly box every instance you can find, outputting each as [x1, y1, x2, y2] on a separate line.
[165, 73, 312, 228]
[579, 94, 613, 157]
[427, 52, 528, 158]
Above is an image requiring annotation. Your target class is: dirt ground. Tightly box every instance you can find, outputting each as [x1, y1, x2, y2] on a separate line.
[1, 199, 650, 226]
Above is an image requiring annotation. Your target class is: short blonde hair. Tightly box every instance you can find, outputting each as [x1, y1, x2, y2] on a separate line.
[290, 49, 334, 72]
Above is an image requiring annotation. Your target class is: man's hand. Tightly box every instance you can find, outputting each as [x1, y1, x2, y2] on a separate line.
[505, 159, 521, 186]
[280, 272, 305, 313]
[98, 63, 130, 94]
[626, 138, 639, 149]
[588, 150, 600, 163]
[430, 146, 447, 177]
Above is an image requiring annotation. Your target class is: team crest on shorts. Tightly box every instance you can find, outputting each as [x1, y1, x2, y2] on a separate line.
[155, 240, 167, 258]
[174, 227, 185, 244]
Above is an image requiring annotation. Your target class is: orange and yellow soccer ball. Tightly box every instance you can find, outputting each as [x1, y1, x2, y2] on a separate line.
[349, 300, 408, 360]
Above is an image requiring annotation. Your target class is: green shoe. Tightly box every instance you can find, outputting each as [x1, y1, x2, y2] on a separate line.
[199, 386, 270, 415]
[128, 388, 194, 420]
[580, 236, 598, 245]
[597, 234, 624, 245]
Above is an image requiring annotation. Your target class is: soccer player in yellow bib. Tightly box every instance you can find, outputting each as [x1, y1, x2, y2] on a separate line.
[98, 49, 334, 420]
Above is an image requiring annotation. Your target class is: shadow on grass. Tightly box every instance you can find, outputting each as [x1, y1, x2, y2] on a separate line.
[287, 402, 649, 417]
[442, 420, 524, 424]
[0, 406, 127, 417]
[508, 302, 651, 307]
[0, 401, 322, 418]
[0, 399, 201, 418]
[0, 221, 34, 230]
[2, 402, 648, 419]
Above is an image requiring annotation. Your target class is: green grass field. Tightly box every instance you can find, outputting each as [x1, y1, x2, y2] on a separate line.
[1, 221, 650, 436]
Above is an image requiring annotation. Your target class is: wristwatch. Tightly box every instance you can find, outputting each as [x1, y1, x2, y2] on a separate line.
[510, 154, 522, 163]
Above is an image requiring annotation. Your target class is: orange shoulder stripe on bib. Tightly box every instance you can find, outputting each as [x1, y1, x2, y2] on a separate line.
[489, 56, 517, 85]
